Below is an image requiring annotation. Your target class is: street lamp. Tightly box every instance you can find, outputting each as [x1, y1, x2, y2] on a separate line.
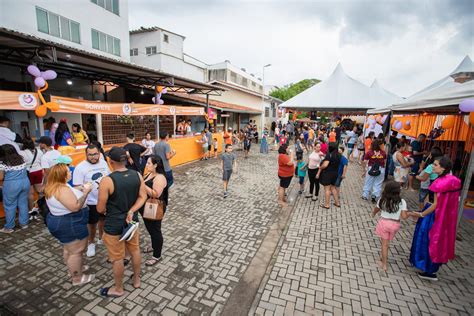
[261, 64, 272, 135]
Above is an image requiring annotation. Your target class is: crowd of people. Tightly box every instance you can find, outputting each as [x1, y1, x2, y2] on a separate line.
[0, 114, 463, 295]
[276, 119, 462, 281]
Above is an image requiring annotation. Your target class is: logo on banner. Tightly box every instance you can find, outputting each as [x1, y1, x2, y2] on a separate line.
[122, 103, 132, 115]
[170, 106, 176, 115]
[18, 93, 37, 109]
[199, 108, 204, 115]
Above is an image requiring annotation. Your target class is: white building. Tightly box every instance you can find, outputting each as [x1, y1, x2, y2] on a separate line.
[0, 0, 130, 62]
[208, 61, 264, 95]
[129, 27, 207, 82]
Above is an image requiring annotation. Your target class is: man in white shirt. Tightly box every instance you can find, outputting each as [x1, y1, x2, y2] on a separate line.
[38, 136, 61, 179]
[73, 144, 111, 257]
[0, 116, 21, 153]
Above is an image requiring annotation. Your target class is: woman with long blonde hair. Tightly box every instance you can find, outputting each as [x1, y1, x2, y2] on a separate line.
[45, 163, 94, 286]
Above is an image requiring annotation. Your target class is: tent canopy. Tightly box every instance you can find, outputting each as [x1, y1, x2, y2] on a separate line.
[280, 63, 401, 111]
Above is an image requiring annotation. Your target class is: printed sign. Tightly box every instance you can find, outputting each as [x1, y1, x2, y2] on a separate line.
[18, 93, 38, 109]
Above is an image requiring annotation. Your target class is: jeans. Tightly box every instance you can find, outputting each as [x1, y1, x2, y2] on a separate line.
[165, 170, 174, 188]
[307, 168, 320, 196]
[143, 218, 163, 259]
[3, 177, 30, 229]
[363, 167, 385, 200]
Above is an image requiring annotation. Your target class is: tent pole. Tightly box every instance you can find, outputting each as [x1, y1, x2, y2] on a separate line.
[457, 144, 473, 232]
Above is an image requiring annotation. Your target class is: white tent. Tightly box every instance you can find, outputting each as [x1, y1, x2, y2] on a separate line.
[369, 79, 403, 108]
[280, 63, 371, 110]
[391, 55, 474, 112]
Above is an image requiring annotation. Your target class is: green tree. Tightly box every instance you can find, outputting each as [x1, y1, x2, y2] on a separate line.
[270, 79, 320, 101]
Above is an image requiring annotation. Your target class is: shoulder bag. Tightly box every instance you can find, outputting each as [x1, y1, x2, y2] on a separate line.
[142, 175, 165, 221]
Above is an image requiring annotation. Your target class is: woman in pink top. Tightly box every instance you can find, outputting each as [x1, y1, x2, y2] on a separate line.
[319, 136, 328, 155]
[305, 142, 324, 201]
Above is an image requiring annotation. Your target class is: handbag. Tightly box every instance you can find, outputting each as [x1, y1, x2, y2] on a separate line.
[143, 198, 165, 220]
[368, 162, 381, 177]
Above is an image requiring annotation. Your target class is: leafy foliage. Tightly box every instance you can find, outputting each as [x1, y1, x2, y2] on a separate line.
[270, 79, 320, 101]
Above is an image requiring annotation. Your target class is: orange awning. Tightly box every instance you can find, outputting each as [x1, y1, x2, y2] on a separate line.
[0, 90, 39, 111]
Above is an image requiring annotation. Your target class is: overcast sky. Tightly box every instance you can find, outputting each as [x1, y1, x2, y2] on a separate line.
[129, 0, 473, 97]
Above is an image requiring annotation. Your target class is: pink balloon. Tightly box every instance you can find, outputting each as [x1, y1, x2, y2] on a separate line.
[34, 77, 46, 88]
[460, 98, 474, 112]
[158, 99, 164, 105]
[27, 65, 41, 77]
[41, 70, 57, 80]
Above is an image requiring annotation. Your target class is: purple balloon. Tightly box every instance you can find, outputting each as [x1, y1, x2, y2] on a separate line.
[459, 98, 474, 112]
[370, 122, 376, 129]
[394, 121, 403, 130]
[152, 97, 156, 103]
[27, 65, 41, 77]
[162, 88, 168, 94]
[158, 99, 164, 105]
[34, 77, 46, 88]
[41, 70, 57, 80]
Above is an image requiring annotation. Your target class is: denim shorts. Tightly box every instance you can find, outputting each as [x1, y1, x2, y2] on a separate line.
[419, 188, 429, 203]
[335, 175, 343, 187]
[47, 207, 89, 244]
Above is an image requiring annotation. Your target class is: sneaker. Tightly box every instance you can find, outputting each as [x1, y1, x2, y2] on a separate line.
[86, 243, 96, 257]
[119, 221, 139, 242]
[0, 228, 14, 234]
[224, 191, 228, 198]
[305, 194, 312, 198]
[298, 190, 303, 195]
[371, 197, 377, 204]
[20, 225, 29, 230]
[312, 196, 318, 201]
[97, 239, 103, 245]
[418, 272, 438, 281]
[29, 207, 39, 216]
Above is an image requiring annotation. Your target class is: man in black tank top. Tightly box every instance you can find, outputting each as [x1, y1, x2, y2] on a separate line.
[97, 147, 147, 297]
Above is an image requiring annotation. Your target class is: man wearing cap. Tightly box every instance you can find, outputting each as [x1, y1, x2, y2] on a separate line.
[97, 147, 147, 297]
[73, 144, 111, 257]
[39, 136, 61, 180]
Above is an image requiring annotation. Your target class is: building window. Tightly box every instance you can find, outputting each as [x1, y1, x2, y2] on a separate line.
[130, 48, 138, 56]
[91, 0, 119, 15]
[272, 106, 277, 117]
[91, 29, 120, 56]
[146, 46, 157, 55]
[265, 107, 270, 117]
[163, 34, 169, 43]
[251, 81, 256, 88]
[230, 71, 237, 83]
[36, 7, 81, 44]
[241, 77, 248, 87]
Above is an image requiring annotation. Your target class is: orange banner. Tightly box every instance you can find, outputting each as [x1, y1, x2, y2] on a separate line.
[0, 90, 39, 111]
[51, 96, 204, 116]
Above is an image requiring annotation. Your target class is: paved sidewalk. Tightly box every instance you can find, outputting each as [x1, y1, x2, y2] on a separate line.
[0, 147, 282, 315]
[253, 162, 474, 316]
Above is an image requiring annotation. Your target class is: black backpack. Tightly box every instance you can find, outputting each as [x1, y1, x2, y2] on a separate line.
[368, 162, 381, 177]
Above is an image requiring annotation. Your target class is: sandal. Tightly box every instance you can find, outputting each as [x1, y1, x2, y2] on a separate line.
[68, 265, 90, 277]
[145, 257, 162, 266]
[99, 287, 123, 298]
[320, 205, 330, 209]
[72, 273, 95, 286]
[334, 203, 341, 208]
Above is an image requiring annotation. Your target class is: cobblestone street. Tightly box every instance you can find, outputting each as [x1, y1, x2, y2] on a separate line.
[1, 146, 474, 316]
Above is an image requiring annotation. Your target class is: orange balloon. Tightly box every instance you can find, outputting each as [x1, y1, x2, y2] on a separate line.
[441, 115, 455, 129]
[364, 123, 369, 129]
[156, 86, 163, 93]
[35, 105, 47, 117]
[403, 121, 411, 130]
[46, 101, 60, 111]
[470, 112, 474, 125]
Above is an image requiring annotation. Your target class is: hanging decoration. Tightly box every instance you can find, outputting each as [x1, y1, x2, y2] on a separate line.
[27, 65, 59, 117]
[392, 120, 402, 131]
[152, 86, 168, 105]
[403, 120, 411, 130]
[459, 98, 474, 112]
[441, 115, 455, 129]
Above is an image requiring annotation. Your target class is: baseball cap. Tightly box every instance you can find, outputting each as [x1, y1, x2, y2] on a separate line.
[55, 155, 72, 165]
[107, 146, 127, 162]
[228, 127, 232, 130]
[38, 136, 52, 147]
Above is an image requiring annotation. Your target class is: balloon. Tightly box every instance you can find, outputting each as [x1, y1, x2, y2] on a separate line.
[27, 65, 41, 77]
[34, 77, 46, 88]
[162, 88, 168, 94]
[370, 122, 376, 129]
[381, 115, 387, 124]
[441, 115, 455, 129]
[470, 112, 474, 125]
[156, 86, 163, 93]
[460, 99, 474, 112]
[158, 99, 164, 105]
[364, 123, 369, 129]
[394, 121, 403, 130]
[46, 101, 60, 111]
[35, 105, 47, 117]
[152, 97, 156, 103]
[403, 120, 411, 130]
[41, 70, 57, 80]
